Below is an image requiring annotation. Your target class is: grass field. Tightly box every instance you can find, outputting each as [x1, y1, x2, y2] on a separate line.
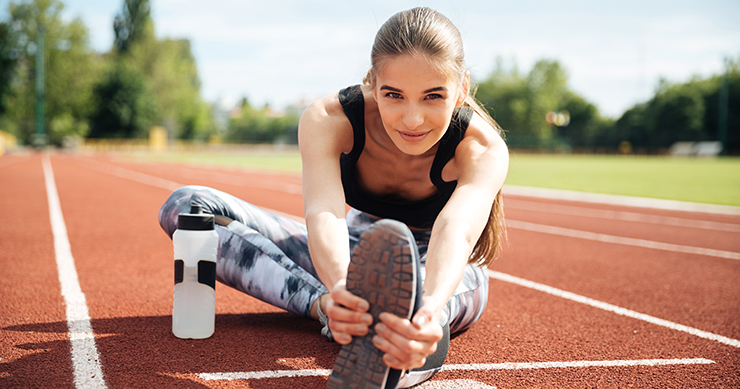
[506, 153, 740, 206]
[122, 148, 304, 173]
[117, 149, 740, 207]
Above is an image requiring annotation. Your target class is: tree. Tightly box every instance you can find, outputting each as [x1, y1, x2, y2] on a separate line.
[227, 98, 299, 144]
[524, 60, 569, 140]
[0, 20, 19, 116]
[476, 58, 608, 150]
[113, 0, 152, 54]
[611, 58, 740, 154]
[91, 0, 212, 140]
[2, 0, 99, 145]
[476, 58, 529, 136]
[647, 81, 707, 147]
[560, 92, 607, 149]
[136, 38, 210, 140]
[88, 62, 156, 139]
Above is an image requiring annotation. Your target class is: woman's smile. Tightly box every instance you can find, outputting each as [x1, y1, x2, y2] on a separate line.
[397, 129, 432, 143]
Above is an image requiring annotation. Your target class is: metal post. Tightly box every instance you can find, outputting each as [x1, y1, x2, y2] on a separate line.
[34, 25, 46, 147]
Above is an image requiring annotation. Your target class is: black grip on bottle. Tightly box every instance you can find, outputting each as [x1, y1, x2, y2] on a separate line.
[174, 260, 184, 284]
[198, 260, 216, 290]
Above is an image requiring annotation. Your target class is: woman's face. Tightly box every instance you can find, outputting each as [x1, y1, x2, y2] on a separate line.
[372, 54, 468, 156]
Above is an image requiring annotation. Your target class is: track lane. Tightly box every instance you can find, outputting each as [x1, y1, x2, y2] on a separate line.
[79, 156, 305, 218]
[506, 205, 740, 253]
[51, 154, 334, 388]
[79, 154, 740, 384]
[4, 153, 739, 388]
[81, 154, 733, 384]
[496, 228, 740, 338]
[0, 154, 75, 388]
[505, 193, 740, 223]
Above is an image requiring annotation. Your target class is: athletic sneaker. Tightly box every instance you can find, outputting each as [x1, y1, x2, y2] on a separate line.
[326, 219, 423, 389]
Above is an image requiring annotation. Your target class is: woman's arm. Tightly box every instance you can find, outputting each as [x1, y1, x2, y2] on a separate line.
[424, 114, 509, 318]
[299, 94, 352, 290]
[298, 94, 374, 343]
[374, 113, 509, 369]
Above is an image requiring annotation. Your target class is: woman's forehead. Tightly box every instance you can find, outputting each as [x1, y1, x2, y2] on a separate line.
[375, 54, 460, 89]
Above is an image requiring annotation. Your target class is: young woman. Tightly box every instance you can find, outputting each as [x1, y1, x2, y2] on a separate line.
[159, 7, 508, 389]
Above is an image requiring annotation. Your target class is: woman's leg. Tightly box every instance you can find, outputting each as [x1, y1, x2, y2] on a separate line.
[159, 186, 327, 318]
[346, 209, 490, 334]
[344, 209, 490, 388]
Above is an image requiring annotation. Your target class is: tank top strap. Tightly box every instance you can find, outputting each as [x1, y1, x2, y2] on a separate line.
[429, 105, 473, 188]
[338, 85, 366, 162]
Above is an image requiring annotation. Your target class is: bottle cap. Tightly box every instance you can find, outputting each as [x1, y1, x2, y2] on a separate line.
[177, 204, 215, 231]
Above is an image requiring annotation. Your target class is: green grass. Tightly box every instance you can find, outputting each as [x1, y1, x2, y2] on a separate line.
[118, 149, 740, 207]
[506, 153, 740, 207]
[121, 149, 304, 173]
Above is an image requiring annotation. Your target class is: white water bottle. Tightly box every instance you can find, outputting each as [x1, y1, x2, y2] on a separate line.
[172, 204, 218, 339]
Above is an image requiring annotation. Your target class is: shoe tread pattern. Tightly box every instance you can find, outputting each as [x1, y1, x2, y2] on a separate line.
[326, 221, 417, 389]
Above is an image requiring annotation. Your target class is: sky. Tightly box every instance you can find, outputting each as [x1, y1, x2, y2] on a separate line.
[4, 0, 740, 118]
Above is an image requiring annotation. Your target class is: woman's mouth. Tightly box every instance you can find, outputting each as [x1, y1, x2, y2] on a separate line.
[398, 130, 431, 143]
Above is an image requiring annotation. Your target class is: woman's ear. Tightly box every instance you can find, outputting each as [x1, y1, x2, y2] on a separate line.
[457, 71, 471, 107]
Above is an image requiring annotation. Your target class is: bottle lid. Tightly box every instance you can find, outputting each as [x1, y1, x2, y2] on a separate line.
[177, 204, 215, 231]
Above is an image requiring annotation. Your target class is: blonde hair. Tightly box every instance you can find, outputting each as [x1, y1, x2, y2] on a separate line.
[365, 7, 506, 267]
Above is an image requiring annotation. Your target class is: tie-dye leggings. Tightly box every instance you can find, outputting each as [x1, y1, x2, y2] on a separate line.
[158, 185, 489, 335]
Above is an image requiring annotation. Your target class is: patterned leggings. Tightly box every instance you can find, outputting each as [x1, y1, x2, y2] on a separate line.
[158, 186, 489, 335]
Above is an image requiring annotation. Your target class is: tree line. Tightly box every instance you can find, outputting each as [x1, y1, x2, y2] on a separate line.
[0, 0, 737, 153]
[0, 0, 299, 146]
[475, 57, 739, 154]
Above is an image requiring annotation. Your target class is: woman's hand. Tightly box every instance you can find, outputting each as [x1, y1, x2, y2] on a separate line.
[326, 280, 374, 344]
[372, 296, 444, 370]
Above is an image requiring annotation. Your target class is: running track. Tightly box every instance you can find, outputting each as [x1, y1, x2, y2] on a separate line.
[1, 153, 739, 388]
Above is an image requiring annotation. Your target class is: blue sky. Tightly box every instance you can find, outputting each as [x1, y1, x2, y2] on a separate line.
[4, 0, 740, 117]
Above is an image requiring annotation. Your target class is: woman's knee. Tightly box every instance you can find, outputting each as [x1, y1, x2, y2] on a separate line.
[158, 186, 208, 237]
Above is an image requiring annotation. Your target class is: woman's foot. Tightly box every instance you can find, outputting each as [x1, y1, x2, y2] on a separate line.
[326, 219, 421, 389]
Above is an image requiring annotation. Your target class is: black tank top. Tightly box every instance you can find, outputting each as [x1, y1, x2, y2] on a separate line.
[338, 85, 473, 229]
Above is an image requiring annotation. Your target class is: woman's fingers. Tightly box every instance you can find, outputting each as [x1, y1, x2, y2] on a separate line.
[330, 281, 370, 312]
[373, 312, 442, 369]
[325, 281, 373, 344]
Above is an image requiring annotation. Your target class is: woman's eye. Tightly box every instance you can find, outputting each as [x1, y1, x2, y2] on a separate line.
[426, 93, 443, 100]
[386, 92, 402, 99]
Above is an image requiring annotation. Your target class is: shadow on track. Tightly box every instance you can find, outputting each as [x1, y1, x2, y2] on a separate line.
[3, 312, 339, 388]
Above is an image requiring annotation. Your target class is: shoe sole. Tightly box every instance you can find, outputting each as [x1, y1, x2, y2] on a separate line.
[326, 220, 419, 389]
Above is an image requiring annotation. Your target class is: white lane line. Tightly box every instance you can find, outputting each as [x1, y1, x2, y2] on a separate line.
[441, 358, 715, 371]
[85, 158, 302, 194]
[199, 358, 714, 381]
[81, 159, 305, 224]
[82, 159, 180, 191]
[489, 270, 740, 348]
[167, 165, 302, 194]
[506, 199, 740, 233]
[417, 379, 497, 389]
[43, 156, 107, 388]
[201, 369, 330, 380]
[503, 184, 740, 216]
[506, 219, 740, 261]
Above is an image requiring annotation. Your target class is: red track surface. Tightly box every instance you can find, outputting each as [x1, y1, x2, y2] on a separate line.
[1, 153, 739, 388]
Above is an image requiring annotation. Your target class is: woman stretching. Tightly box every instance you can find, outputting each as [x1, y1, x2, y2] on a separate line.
[159, 7, 508, 389]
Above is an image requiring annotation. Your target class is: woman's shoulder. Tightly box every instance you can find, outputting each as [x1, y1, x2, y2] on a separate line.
[462, 111, 507, 152]
[298, 89, 354, 154]
[302, 91, 343, 122]
[454, 110, 509, 173]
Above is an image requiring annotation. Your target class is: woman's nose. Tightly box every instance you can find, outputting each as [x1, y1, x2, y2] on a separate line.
[403, 104, 424, 129]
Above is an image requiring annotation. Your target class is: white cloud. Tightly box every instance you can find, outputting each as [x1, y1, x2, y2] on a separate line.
[51, 0, 740, 117]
